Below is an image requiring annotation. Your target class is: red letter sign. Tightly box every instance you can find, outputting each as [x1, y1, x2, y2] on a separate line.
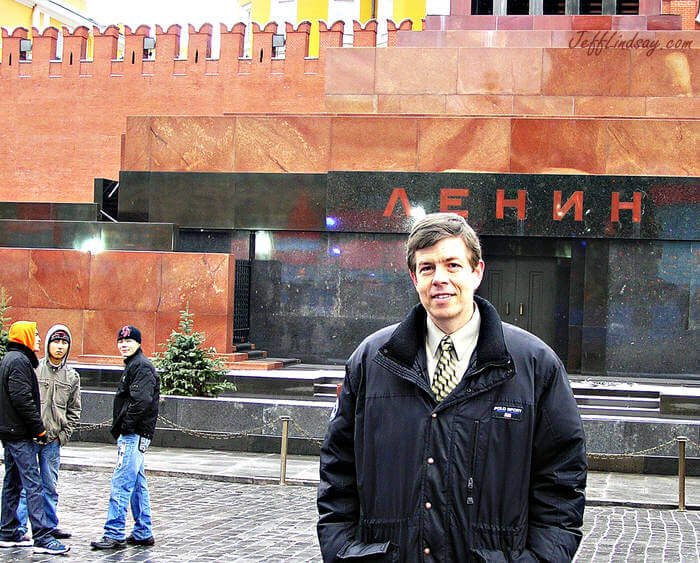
[611, 192, 642, 223]
[496, 190, 526, 220]
[553, 191, 584, 221]
[440, 189, 469, 218]
[383, 188, 412, 217]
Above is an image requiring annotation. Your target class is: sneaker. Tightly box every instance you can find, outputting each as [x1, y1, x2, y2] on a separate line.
[90, 536, 126, 550]
[33, 538, 70, 555]
[51, 528, 72, 539]
[0, 533, 32, 547]
[126, 534, 155, 546]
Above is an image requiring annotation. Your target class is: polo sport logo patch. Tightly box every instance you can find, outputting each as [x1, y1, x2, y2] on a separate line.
[492, 405, 523, 421]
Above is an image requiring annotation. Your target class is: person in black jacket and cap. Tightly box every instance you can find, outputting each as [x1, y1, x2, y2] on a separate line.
[0, 321, 70, 555]
[91, 325, 160, 550]
[317, 213, 587, 562]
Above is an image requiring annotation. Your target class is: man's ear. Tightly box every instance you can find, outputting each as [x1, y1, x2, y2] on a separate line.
[473, 260, 485, 289]
[409, 269, 418, 288]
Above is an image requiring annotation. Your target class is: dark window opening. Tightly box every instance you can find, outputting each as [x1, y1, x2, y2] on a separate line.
[580, 0, 603, 13]
[544, 0, 566, 14]
[507, 0, 530, 14]
[617, 0, 639, 13]
[472, 0, 494, 14]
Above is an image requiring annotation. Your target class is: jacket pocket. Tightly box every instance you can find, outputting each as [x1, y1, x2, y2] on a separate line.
[54, 380, 71, 408]
[337, 540, 398, 561]
[470, 548, 539, 562]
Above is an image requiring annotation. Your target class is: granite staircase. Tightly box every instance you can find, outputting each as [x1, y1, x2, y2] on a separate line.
[311, 373, 680, 420]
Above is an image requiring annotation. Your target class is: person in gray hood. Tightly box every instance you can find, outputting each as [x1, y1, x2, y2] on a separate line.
[17, 324, 81, 540]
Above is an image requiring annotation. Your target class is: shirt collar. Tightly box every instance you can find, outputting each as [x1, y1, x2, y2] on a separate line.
[426, 304, 481, 361]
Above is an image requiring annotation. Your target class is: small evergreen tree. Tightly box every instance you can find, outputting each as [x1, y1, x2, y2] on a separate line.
[0, 288, 12, 360]
[153, 307, 234, 397]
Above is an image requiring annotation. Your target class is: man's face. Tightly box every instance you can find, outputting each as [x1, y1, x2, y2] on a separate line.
[48, 339, 69, 362]
[33, 330, 41, 352]
[117, 338, 140, 358]
[410, 236, 484, 335]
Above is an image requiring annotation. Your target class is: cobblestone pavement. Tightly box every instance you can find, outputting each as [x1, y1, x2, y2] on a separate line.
[0, 469, 698, 562]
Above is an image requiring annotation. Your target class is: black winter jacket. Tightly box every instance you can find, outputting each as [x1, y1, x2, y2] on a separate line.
[0, 342, 44, 441]
[318, 296, 587, 562]
[111, 348, 160, 440]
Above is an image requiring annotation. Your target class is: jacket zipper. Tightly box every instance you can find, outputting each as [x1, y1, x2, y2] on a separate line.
[466, 420, 479, 505]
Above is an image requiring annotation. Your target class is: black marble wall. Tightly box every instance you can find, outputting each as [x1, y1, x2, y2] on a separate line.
[249, 231, 415, 364]
[118, 171, 699, 241]
[0, 220, 176, 251]
[605, 240, 698, 375]
[111, 171, 699, 376]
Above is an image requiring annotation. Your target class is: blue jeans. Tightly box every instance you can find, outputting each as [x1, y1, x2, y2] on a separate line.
[0, 440, 52, 544]
[17, 440, 60, 533]
[103, 434, 152, 540]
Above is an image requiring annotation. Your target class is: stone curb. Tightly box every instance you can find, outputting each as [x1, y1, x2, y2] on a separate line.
[59, 463, 700, 510]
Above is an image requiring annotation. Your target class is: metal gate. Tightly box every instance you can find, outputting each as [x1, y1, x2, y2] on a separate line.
[233, 259, 251, 344]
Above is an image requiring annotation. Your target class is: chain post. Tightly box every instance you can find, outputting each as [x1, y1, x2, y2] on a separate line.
[280, 416, 291, 486]
[677, 436, 687, 511]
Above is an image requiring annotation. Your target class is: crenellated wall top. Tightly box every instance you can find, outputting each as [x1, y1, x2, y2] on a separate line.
[0, 19, 415, 78]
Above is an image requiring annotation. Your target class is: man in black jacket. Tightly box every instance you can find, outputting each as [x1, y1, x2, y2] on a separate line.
[317, 213, 587, 562]
[0, 322, 70, 555]
[91, 326, 160, 550]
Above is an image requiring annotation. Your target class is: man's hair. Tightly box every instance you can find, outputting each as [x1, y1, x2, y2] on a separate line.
[406, 213, 482, 272]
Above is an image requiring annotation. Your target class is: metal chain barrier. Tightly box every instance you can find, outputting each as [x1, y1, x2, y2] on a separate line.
[75, 418, 112, 432]
[155, 414, 285, 441]
[685, 436, 700, 451]
[290, 418, 324, 448]
[588, 438, 681, 460]
[79, 415, 694, 496]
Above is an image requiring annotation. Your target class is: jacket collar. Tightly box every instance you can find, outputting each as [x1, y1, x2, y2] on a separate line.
[7, 341, 39, 369]
[124, 347, 143, 365]
[383, 295, 510, 370]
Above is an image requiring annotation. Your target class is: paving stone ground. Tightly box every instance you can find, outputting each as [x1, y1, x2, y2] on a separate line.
[0, 469, 698, 562]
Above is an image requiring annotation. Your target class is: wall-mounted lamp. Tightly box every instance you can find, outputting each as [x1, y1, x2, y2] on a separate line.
[271, 34, 285, 48]
[143, 37, 156, 59]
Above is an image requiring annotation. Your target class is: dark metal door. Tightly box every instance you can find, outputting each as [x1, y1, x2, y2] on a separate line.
[478, 257, 557, 348]
[233, 259, 251, 344]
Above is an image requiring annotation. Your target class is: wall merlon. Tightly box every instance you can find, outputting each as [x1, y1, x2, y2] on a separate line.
[33, 26, 60, 39]
[187, 25, 212, 72]
[61, 26, 87, 76]
[319, 20, 346, 33]
[155, 24, 182, 37]
[353, 20, 378, 47]
[124, 24, 152, 37]
[285, 21, 311, 71]
[252, 22, 280, 34]
[1, 27, 29, 38]
[387, 19, 414, 47]
[62, 26, 90, 40]
[93, 25, 120, 39]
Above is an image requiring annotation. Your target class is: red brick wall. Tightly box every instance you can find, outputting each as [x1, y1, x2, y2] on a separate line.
[1, 21, 698, 204]
[124, 114, 699, 177]
[0, 248, 235, 358]
[0, 23, 331, 204]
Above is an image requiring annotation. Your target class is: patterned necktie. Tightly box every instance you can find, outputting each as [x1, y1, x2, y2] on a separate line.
[432, 336, 460, 402]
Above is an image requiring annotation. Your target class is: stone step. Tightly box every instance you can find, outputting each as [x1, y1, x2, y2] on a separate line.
[228, 359, 284, 370]
[574, 395, 660, 409]
[578, 404, 662, 418]
[75, 355, 124, 366]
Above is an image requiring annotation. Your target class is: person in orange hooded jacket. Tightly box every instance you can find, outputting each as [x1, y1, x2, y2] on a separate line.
[0, 322, 70, 555]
